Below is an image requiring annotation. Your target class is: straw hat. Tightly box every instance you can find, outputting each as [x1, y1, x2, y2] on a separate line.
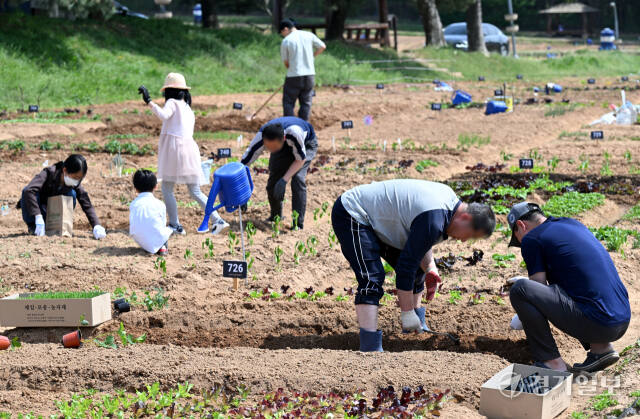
[160, 72, 190, 92]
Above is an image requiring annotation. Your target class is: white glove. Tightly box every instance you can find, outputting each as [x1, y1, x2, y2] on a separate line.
[510, 314, 523, 330]
[93, 225, 106, 240]
[34, 214, 45, 237]
[507, 276, 528, 285]
[401, 310, 423, 333]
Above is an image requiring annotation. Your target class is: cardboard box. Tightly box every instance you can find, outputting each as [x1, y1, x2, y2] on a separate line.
[0, 292, 111, 327]
[479, 363, 572, 419]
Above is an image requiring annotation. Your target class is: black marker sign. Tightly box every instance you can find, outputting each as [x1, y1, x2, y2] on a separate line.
[217, 148, 232, 158]
[621, 76, 629, 82]
[519, 159, 534, 169]
[590, 131, 604, 140]
[587, 78, 596, 84]
[494, 89, 504, 96]
[431, 103, 442, 111]
[232, 102, 243, 110]
[516, 74, 523, 80]
[28, 105, 39, 113]
[376, 83, 384, 90]
[341, 120, 354, 129]
[223, 261, 247, 279]
[478, 76, 485, 81]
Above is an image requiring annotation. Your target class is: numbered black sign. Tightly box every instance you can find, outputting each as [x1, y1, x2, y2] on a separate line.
[28, 105, 39, 113]
[587, 78, 596, 84]
[232, 102, 243, 110]
[431, 103, 442, 111]
[494, 89, 504, 96]
[341, 120, 354, 129]
[590, 130, 604, 140]
[516, 74, 523, 80]
[376, 83, 384, 90]
[223, 261, 247, 279]
[621, 76, 629, 82]
[519, 159, 534, 169]
[478, 76, 485, 81]
[217, 148, 232, 158]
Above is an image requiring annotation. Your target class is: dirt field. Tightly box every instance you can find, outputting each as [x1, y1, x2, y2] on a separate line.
[0, 75, 639, 416]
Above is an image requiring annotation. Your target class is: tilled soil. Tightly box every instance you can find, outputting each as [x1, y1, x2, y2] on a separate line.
[0, 77, 639, 416]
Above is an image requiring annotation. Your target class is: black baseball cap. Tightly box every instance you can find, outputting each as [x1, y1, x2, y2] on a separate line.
[279, 19, 296, 31]
[507, 202, 542, 247]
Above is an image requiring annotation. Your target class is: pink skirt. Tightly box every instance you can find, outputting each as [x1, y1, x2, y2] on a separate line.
[157, 133, 205, 185]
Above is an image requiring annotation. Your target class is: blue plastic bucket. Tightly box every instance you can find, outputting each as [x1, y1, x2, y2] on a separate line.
[485, 101, 508, 115]
[451, 90, 472, 106]
[198, 162, 254, 232]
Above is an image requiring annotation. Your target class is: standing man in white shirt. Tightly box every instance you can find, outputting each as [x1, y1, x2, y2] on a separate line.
[129, 169, 173, 256]
[279, 18, 326, 121]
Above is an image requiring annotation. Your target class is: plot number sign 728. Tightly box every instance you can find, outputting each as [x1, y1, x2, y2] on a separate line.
[223, 261, 247, 279]
[590, 131, 604, 140]
[519, 159, 534, 169]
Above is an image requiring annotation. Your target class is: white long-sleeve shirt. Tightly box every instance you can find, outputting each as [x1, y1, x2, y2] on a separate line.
[150, 99, 195, 138]
[129, 192, 173, 254]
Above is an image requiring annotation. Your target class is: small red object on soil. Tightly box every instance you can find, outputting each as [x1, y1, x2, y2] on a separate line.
[62, 330, 82, 348]
[0, 336, 10, 350]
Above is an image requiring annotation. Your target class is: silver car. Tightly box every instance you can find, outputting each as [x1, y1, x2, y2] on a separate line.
[444, 22, 509, 55]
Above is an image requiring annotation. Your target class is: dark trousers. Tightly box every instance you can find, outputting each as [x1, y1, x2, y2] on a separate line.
[283, 75, 314, 121]
[266, 138, 317, 227]
[331, 197, 425, 305]
[21, 188, 76, 229]
[510, 279, 629, 361]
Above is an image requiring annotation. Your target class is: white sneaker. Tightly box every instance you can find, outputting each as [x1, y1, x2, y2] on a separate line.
[169, 224, 186, 235]
[210, 219, 230, 235]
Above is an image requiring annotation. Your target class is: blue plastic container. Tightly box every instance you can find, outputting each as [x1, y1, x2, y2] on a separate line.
[451, 90, 472, 106]
[599, 28, 616, 50]
[485, 101, 508, 115]
[199, 162, 253, 232]
[193, 3, 202, 24]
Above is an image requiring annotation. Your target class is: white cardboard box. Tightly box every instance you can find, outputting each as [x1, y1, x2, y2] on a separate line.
[479, 363, 572, 419]
[0, 292, 111, 327]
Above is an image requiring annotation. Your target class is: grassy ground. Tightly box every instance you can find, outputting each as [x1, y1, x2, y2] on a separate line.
[0, 14, 437, 111]
[414, 46, 640, 82]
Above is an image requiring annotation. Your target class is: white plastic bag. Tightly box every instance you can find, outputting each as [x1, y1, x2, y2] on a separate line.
[201, 159, 214, 186]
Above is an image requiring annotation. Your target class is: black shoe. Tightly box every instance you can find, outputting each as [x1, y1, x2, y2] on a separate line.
[572, 350, 620, 373]
[27, 224, 35, 235]
[265, 215, 285, 223]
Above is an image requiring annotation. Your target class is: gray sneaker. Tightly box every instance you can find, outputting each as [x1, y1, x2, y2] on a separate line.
[169, 224, 186, 236]
[210, 219, 230, 235]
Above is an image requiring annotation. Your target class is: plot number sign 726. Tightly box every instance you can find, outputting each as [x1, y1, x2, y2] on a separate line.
[519, 159, 534, 169]
[590, 131, 604, 140]
[223, 261, 247, 279]
[341, 120, 354, 129]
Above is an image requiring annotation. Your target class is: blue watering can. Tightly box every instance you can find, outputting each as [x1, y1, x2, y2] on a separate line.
[451, 90, 472, 106]
[485, 101, 508, 115]
[198, 162, 253, 233]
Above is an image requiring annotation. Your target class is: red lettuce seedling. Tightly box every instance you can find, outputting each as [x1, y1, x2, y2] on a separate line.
[280, 285, 290, 294]
[324, 287, 334, 296]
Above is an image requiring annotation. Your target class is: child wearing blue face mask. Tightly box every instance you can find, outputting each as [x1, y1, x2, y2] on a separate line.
[18, 154, 106, 239]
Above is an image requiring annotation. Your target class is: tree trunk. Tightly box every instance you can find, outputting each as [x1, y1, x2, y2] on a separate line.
[272, 0, 283, 33]
[466, 0, 487, 54]
[201, 0, 218, 29]
[416, 0, 445, 47]
[325, 0, 349, 40]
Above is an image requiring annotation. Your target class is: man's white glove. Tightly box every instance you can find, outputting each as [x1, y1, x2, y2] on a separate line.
[507, 276, 528, 285]
[510, 314, 524, 330]
[34, 214, 45, 237]
[93, 225, 106, 240]
[401, 310, 423, 333]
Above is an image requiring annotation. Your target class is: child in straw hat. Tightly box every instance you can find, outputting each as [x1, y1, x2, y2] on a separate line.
[138, 73, 229, 235]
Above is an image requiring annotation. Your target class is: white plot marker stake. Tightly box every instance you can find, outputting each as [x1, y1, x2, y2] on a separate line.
[332, 136, 336, 153]
[383, 140, 387, 152]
